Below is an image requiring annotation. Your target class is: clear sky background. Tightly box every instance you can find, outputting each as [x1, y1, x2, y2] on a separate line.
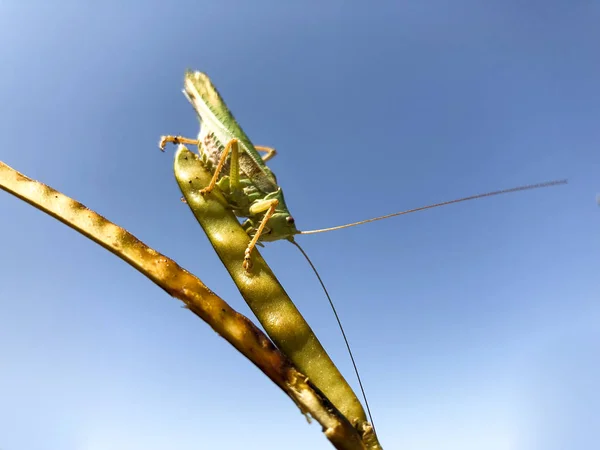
[1, 1, 598, 449]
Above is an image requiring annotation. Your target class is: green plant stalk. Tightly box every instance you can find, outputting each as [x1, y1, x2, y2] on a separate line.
[0, 159, 371, 450]
[174, 145, 379, 447]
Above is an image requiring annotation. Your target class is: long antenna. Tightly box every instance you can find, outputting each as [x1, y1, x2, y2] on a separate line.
[290, 239, 377, 435]
[300, 179, 567, 235]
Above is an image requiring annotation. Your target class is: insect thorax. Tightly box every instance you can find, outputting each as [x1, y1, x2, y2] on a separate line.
[197, 128, 262, 213]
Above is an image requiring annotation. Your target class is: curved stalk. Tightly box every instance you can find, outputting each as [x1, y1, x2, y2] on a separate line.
[173, 146, 380, 449]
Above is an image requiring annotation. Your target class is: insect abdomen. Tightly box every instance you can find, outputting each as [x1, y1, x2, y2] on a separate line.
[199, 129, 229, 173]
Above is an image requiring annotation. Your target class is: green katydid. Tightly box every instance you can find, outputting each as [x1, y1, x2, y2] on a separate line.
[160, 70, 567, 429]
[161, 71, 566, 268]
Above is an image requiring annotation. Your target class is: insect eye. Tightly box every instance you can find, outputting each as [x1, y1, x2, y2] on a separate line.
[286, 216, 295, 225]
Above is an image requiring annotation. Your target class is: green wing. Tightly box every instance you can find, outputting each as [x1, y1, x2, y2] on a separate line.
[183, 71, 278, 193]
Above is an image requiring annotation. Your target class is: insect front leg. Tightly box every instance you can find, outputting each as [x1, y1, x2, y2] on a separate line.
[244, 198, 279, 272]
[158, 135, 200, 151]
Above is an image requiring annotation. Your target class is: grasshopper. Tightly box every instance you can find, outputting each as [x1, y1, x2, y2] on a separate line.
[160, 71, 566, 271]
[160, 71, 299, 271]
[160, 70, 566, 429]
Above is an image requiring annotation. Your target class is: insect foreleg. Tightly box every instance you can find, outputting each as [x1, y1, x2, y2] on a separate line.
[158, 135, 199, 151]
[200, 138, 240, 196]
[243, 198, 279, 271]
[254, 145, 277, 162]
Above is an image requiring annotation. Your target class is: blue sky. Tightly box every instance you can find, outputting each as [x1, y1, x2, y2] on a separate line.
[1, 1, 598, 449]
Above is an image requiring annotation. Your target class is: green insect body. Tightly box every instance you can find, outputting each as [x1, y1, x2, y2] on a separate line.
[181, 71, 299, 246]
[163, 71, 567, 254]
